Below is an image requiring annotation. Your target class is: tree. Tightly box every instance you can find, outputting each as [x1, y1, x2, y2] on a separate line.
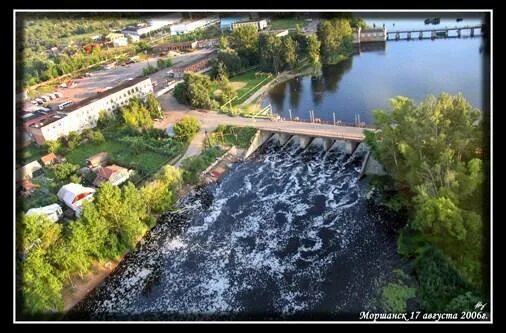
[317, 18, 353, 64]
[45, 140, 62, 154]
[230, 25, 260, 65]
[258, 33, 282, 73]
[306, 34, 321, 74]
[219, 35, 229, 49]
[173, 116, 201, 142]
[281, 35, 298, 70]
[50, 162, 79, 182]
[174, 73, 218, 109]
[365, 93, 484, 289]
[145, 93, 163, 120]
[141, 165, 183, 214]
[216, 48, 244, 76]
[120, 98, 153, 131]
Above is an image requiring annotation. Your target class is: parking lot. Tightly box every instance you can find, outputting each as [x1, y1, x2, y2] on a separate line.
[43, 48, 216, 108]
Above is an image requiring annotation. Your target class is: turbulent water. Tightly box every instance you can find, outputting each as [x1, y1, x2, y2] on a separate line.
[69, 138, 403, 321]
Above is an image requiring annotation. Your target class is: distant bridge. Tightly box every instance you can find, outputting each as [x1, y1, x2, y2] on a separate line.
[387, 25, 485, 41]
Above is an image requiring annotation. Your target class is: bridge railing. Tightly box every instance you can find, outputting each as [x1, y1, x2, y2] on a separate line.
[276, 116, 378, 129]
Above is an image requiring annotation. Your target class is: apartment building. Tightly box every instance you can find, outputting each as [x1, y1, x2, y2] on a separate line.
[29, 77, 153, 144]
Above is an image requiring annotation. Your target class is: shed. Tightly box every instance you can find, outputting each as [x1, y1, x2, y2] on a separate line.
[40, 152, 64, 167]
[16, 161, 43, 181]
[93, 164, 130, 186]
[26, 203, 63, 222]
[86, 152, 109, 168]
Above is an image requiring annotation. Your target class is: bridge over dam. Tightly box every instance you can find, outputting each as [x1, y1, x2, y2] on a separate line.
[243, 121, 373, 159]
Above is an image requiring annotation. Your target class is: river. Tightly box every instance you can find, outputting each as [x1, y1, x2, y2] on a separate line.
[69, 139, 404, 320]
[262, 13, 489, 124]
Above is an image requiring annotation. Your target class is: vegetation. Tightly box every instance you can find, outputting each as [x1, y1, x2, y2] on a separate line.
[317, 18, 353, 64]
[174, 73, 220, 109]
[365, 93, 486, 312]
[173, 116, 201, 143]
[269, 18, 307, 30]
[229, 71, 272, 106]
[206, 125, 257, 149]
[180, 146, 225, 184]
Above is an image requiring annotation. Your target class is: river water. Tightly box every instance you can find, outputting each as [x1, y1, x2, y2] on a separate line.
[70, 139, 403, 320]
[262, 13, 489, 124]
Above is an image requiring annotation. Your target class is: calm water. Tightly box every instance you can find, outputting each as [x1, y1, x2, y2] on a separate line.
[262, 14, 488, 124]
[70, 140, 403, 320]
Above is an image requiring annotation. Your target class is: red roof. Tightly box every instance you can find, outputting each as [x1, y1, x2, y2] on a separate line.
[21, 179, 38, 191]
[95, 164, 127, 180]
[40, 152, 59, 165]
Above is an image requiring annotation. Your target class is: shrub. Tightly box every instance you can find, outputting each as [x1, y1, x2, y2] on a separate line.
[45, 140, 62, 154]
[173, 116, 201, 143]
[89, 130, 105, 145]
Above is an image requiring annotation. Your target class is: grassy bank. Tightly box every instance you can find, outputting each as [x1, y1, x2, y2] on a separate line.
[229, 71, 273, 105]
[270, 18, 307, 30]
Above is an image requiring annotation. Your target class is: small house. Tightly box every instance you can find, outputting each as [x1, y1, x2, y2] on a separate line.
[26, 203, 63, 222]
[57, 183, 96, 217]
[18, 179, 38, 196]
[40, 152, 64, 167]
[16, 161, 43, 181]
[93, 164, 130, 187]
[86, 152, 109, 168]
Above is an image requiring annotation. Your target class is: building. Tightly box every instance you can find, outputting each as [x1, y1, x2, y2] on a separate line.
[106, 33, 129, 47]
[168, 56, 214, 79]
[28, 77, 153, 144]
[57, 183, 96, 217]
[122, 14, 182, 38]
[231, 19, 268, 31]
[40, 152, 64, 167]
[16, 161, 43, 181]
[220, 16, 250, 31]
[18, 179, 38, 196]
[352, 27, 387, 44]
[26, 203, 63, 222]
[86, 152, 109, 168]
[170, 16, 219, 35]
[93, 164, 130, 187]
[196, 38, 219, 48]
[153, 41, 198, 54]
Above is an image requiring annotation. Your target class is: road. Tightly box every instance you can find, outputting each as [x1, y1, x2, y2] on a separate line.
[155, 97, 368, 164]
[51, 49, 215, 105]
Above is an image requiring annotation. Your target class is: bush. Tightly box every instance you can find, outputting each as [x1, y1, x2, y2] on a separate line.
[173, 116, 201, 143]
[181, 146, 224, 184]
[45, 140, 62, 154]
[89, 130, 105, 145]
[49, 162, 79, 182]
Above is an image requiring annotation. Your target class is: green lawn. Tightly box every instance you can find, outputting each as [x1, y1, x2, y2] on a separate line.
[269, 18, 307, 30]
[65, 140, 170, 175]
[230, 71, 273, 105]
[208, 125, 257, 149]
[17, 144, 47, 167]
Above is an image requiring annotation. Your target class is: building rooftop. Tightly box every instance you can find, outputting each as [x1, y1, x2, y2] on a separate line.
[61, 76, 150, 113]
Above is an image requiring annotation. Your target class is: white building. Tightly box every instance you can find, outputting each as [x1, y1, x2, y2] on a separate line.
[16, 161, 43, 181]
[122, 14, 182, 38]
[26, 203, 63, 222]
[170, 16, 220, 35]
[29, 77, 153, 144]
[231, 19, 268, 31]
[57, 183, 96, 217]
[112, 36, 128, 47]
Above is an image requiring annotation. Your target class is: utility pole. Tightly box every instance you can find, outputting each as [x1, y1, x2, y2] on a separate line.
[289, 109, 292, 120]
[333, 112, 336, 126]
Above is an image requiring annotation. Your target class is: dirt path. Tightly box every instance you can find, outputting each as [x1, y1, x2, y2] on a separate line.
[62, 260, 121, 312]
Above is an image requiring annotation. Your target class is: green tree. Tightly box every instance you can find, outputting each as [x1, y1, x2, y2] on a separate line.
[50, 162, 79, 182]
[281, 35, 298, 70]
[173, 116, 201, 142]
[216, 48, 244, 76]
[230, 25, 260, 65]
[365, 93, 484, 288]
[45, 140, 62, 154]
[306, 34, 321, 74]
[317, 18, 353, 64]
[145, 93, 163, 120]
[174, 73, 218, 109]
[258, 33, 282, 73]
[120, 98, 153, 131]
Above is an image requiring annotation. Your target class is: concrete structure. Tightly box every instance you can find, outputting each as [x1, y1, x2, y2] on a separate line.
[386, 25, 484, 41]
[26, 203, 63, 222]
[93, 164, 130, 186]
[28, 77, 153, 144]
[196, 38, 219, 48]
[16, 161, 43, 181]
[231, 19, 268, 31]
[122, 14, 182, 38]
[170, 16, 219, 35]
[57, 183, 96, 217]
[353, 27, 387, 44]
